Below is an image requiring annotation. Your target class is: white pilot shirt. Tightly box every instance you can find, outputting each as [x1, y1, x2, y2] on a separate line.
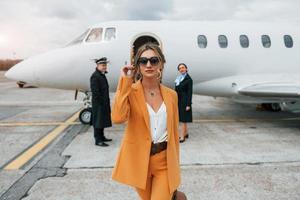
[146, 102, 168, 144]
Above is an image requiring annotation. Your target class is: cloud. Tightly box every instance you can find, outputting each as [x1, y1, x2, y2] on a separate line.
[0, 0, 299, 59]
[119, 0, 173, 20]
[166, 0, 300, 22]
[233, 0, 300, 22]
[166, 0, 241, 20]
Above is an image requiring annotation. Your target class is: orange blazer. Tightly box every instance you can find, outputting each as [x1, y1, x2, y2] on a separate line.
[111, 76, 181, 194]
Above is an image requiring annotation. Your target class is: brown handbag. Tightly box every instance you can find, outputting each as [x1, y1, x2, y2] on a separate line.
[172, 190, 187, 200]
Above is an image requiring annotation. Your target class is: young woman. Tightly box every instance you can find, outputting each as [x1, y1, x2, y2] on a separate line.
[111, 43, 181, 199]
[175, 63, 193, 143]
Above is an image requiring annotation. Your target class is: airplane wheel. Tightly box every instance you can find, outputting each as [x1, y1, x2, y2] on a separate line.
[17, 81, 25, 88]
[79, 108, 92, 124]
[261, 103, 271, 110]
[271, 103, 281, 112]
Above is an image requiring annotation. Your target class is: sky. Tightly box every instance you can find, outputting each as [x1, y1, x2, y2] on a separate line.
[0, 0, 299, 59]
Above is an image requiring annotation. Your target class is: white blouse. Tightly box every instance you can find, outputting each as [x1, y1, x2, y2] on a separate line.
[146, 102, 168, 144]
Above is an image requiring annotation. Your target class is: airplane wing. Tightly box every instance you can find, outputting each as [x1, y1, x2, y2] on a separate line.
[194, 73, 300, 102]
[238, 83, 300, 98]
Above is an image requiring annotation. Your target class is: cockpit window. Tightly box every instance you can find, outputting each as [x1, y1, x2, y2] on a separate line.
[67, 29, 89, 46]
[86, 28, 103, 42]
[104, 28, 116, 41]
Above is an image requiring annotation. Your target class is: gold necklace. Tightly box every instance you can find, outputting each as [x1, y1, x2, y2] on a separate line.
[145, 89, 155, 97]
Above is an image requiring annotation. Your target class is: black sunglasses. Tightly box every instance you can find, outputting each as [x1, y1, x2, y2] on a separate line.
[137, 57, 160, 66]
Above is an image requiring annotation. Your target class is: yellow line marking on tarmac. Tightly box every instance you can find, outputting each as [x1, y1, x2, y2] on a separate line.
[0, 121, 80, 127]
[4, 111, 80, 170]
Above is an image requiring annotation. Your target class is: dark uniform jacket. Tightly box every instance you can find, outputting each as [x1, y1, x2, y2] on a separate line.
[90, 68, 112, 128]
[175, 73, 193, 123]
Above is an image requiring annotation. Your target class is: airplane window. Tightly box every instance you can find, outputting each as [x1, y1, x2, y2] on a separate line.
[104, 28, 116, 41]
[67, 29, 89, 46]
[86, 28, 103, 42]
[261, 35, 271, 48]
[218, 35, 228, 48]
[284, 35, 293, 48]
[240, 35, 249, 48]
[197, 35, 207, 48]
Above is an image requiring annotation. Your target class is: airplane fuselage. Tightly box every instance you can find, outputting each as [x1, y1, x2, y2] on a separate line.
[5, 21, 300, 109]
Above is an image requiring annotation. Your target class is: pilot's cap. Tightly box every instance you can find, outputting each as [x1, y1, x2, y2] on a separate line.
[95, 57, 109, 64]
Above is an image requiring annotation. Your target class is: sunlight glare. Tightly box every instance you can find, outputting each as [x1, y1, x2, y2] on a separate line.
[0, 34, 8, 46]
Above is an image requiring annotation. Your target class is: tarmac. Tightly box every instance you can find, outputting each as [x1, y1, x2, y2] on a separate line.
[0, 71, 300, 200]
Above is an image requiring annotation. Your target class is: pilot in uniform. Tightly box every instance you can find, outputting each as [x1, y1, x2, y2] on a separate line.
[90, 57, 112, 147]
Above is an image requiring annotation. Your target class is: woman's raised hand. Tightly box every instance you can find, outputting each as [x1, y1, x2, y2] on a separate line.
[121, 65, 135, 78]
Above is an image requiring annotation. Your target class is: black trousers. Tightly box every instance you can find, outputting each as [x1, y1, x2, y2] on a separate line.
[93, 127, 105, 142]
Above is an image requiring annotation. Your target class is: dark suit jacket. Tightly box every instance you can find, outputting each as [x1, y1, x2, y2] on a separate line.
[90, 68, 112, 128]
[175, 73, 193, 122]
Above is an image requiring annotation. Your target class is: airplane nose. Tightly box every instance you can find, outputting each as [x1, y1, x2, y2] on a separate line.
[5, 59, 36, 85]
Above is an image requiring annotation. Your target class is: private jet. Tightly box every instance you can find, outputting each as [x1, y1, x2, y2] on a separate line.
[5, 20, 300, 124]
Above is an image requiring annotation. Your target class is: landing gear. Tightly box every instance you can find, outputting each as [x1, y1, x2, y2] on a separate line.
[270, 103, 281, 112]
[79, 107, 92, 124]
[17, 81, 26, 88]
[78, 91, 92, 124]
[259, 103, 282, 112]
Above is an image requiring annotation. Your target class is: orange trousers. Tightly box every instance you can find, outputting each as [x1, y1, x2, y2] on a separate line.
[135, 150, 173, 200]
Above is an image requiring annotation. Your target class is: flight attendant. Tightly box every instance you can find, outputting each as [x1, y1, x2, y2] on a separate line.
[90, 57, 112, 147]
[175, 63, 193, 143]
[111, 43, 182, 199]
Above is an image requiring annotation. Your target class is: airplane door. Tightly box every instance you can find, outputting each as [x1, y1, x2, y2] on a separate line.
[131, 35, 162, 65]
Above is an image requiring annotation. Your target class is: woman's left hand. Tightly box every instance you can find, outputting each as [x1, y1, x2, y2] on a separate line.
[186, 106, 190, 111]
